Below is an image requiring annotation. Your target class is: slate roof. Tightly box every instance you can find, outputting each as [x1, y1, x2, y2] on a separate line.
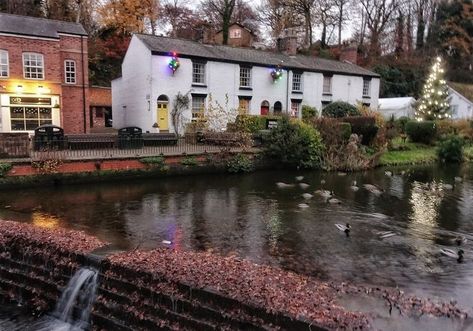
[0, 13, 87, 39]
[136, 34, 379, 78]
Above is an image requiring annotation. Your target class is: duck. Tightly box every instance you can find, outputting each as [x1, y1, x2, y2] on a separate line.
[276, 182, 295, 189]
[385, 171, 393, 177]
[453, 236, 467, 246]
[350, 181, 359, 192]
[302, 193, 313, 199]
[299, 183, 310, 189]
[335, 223, 351, 237]
[440, 248, 464, 263]
[320, 179, 326, 185]
[162, 240, 172, 245]
[363, 184, 383, 196]
[298, 203, 310, 208]
[295, 176, 304, 181]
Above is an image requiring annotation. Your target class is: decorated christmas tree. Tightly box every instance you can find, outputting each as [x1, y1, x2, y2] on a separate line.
[415, 57, 451, 121]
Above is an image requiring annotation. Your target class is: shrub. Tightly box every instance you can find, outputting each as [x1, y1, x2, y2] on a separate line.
[202, 131, 252, 147]
[437, 135, 464, 163]
[231, 115, 281, 133]
[181, 155, 198, 166]
[302, 105, 318, 121]
[435, 119, 473, 142]
[0, 163, 12, 177]
[264, 117, 324, 169]
[140, 155, 165, 167]
[338, 122, 352, 141]
[341, 116, 378, 145]
[395, 116, 410, 134]
[227, 153, 254, 173]
[322, 101, 360, 118]
[405, 121, 436, 144]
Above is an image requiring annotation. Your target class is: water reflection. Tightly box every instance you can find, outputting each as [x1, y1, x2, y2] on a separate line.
[1, 165, 473, 306]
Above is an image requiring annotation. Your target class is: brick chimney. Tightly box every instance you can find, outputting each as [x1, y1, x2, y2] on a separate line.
[340, 42, 358, 64]
[277, 29, 298, 56]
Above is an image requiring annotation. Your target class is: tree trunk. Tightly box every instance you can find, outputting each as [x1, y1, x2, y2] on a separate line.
[338, 5, 343, 46]
[416, 11, 425, 50]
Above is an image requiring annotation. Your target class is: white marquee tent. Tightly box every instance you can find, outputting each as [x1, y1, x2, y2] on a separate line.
[378, 97, 416, 119]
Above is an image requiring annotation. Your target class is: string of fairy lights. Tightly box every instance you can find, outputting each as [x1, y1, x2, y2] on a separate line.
[415, 56, 451, 121]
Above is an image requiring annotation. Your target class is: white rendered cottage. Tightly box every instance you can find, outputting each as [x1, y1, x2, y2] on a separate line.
[112, 34, 380, 133]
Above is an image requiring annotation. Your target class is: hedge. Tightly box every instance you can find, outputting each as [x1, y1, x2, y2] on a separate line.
[405, 121, 436, 144]
[340, 116, 378, 145]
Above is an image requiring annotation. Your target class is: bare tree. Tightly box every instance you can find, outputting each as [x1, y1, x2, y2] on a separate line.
[333, 0, 350, 46]
[256, 0, 297, 39]
[359, 0, 400, 58]
[200, 0, 236, 44]
[314, 0, 336, 48]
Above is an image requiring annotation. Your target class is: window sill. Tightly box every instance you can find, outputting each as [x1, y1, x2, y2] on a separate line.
[322, 93, 332, 96]
[362, 95, 371, 99]
[292, 91, 303, 94]
[239, 86, 252, 91]
[191, 84, 207, 88]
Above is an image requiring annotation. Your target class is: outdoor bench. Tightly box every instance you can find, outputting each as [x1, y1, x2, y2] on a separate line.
[66, 134, 117, 150]
[142, 133, 178, 146]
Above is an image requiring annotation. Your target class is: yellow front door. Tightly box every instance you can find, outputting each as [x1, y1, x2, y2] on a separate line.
[157, 102, 169, 131]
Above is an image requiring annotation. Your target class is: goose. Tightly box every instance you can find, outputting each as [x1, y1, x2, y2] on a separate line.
[302, 193, 313, 199]
[350, 181, 359, 192]
[453, 236, 467, 246]
[162, 240, 172, 245]
[440, 248, 464, 263]
[363, 184, 383, 196]
[454, 177, 463, 183]
[299, 183, 310, 189]
[276, 182, 295, 189]
[320, 179, 326, 185]
[335, 223, 351, 237]
[385, 171, 393, 177]
[295, 176, 304, 181]
[298, 203, 309, 208]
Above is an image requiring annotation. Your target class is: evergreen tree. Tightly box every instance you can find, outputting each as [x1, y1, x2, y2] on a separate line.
[415, 57, 451, 121]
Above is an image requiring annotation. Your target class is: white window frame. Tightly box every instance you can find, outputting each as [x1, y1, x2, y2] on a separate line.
[192, 96, 206, 119]
[230, 29, 242, 39]
[192, 62, 206, 85]
[23, 52, 44, 80]
[323, 75, 332, 94]
[363, 79, 371, 97]
[239, 67, 252, 88]
[292, 72, 302, 92]
[64, 60, 76, 84]
[0, 50, 8, 78]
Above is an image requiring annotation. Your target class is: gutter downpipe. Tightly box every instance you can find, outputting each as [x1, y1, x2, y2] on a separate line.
[81, 35, 87, 133]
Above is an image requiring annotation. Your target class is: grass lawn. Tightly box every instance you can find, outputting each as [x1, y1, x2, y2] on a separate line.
[379, 138, 437, 166]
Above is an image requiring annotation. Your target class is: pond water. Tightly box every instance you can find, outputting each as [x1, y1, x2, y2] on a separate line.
[1, 164, 473, 309]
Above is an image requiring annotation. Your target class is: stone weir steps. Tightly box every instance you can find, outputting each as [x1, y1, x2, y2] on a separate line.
[0, 247, 324, 331]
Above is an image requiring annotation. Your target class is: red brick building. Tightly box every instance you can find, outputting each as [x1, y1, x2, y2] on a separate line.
[0, 13, 89, 133]
[89, 86, 112, 130]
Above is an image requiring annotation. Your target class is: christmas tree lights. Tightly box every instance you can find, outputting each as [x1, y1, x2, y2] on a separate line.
[168, 52, 180, 74]
[415, 57, 451, 121]
[271, 66, 283, 81]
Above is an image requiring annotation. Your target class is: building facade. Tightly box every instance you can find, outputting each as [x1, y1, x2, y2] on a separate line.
[448, 85, 473, 119]
[0, 13, 89, 134]
[112, 34, 380, 133]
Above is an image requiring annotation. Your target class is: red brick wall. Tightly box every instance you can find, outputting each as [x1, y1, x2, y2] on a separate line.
[0, 34, 89, 133]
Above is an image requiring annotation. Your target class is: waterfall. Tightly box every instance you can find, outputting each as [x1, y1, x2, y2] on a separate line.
[32, 267, 99, 331]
